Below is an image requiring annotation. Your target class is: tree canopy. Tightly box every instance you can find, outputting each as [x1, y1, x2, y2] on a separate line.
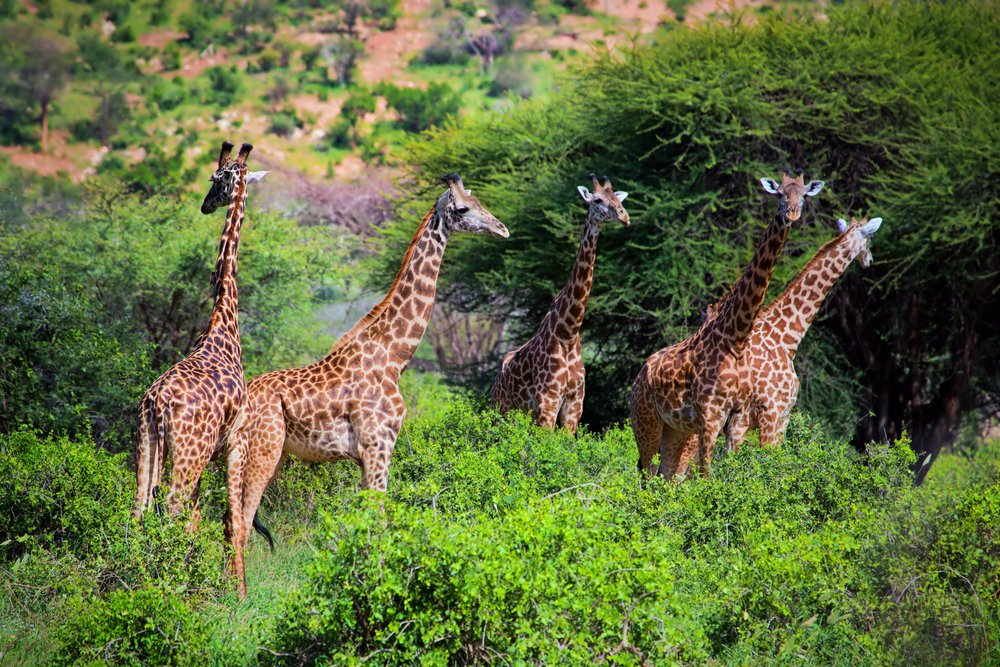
[387, 0, 1000, 464]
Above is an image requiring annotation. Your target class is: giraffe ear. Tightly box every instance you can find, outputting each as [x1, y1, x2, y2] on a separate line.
[614, 191, 628, 202]
[760, 177, 780, 194]
[836, 218, 850, 234]
[246, 171, 270, 184]
[860, 217, 883, 238]
[577, 186, 593, 203]
[464, 189, 472, 196]
[804, 180, 825, 197]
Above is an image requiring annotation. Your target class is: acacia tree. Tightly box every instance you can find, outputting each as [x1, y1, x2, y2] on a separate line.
[0, 27, 72, 152]
[387, 1, 1000, 469]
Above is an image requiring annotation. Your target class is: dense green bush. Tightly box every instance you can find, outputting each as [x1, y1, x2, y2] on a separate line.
[262, 400, 999, 664]
[0, 428, 132, 558]
[379, 82, 462, 133]
[0, 429, 227, 604]
[52, 588, 212, 667]
[0, 265, 151, 443]
[394, 0, 1000, 460]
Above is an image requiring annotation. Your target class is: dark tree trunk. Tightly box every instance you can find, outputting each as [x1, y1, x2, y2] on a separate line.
[40, 98, 49, 152]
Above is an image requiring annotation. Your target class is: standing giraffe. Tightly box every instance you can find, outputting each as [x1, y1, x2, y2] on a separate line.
[716, 214, 884, 450]
[630, 170, 824, 480]
[226, 174, 508, 595]
[491, 174, 630, 433]
[132, 142, 267, 569]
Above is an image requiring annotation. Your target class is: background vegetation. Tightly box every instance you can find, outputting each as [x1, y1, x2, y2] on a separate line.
[0, 0, 997, 664]
[389, 1, 1000, 470]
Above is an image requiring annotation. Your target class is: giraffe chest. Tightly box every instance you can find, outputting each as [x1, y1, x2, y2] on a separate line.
[647, 346, 744, 429]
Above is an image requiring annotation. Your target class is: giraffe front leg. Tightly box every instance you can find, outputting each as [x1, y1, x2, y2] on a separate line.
[693, 417, 725, 479]
[356, 417, 401, 493]
[224, 438, 247, 599]
[724, 407, 750, 454]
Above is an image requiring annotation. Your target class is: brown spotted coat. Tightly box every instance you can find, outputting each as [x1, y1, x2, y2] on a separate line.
[227, 175, 508, 595]
[133, 141, 267, 596]
[630, 171, 824, 480]
[491, 174, 629, 433]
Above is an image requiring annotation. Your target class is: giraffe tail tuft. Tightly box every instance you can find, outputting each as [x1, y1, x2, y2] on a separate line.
[252, 513, 275, 552]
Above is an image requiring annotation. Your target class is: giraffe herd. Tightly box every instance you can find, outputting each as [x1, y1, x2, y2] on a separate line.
[132, 143, 883, 597]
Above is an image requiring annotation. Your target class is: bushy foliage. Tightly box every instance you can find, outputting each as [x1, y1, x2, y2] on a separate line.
[262, 401, 999, 664]
[379, 82, 462, 133]
[0, 429, 227, 602]
[0, 263, 151, 443]
[394, 1, 1000, 455]
[52, 588, 212, 667]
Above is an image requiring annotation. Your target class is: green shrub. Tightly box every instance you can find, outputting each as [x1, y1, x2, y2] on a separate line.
[148, 77, 188, 111]
[262, 405, 998, 664]
[202, 66, 242, 106]
[379, 82, 461, 133]
[268, 110, 302, 137]
[257, 47, 280, 72]
[0, 429, 227, 598]
[0, 265, 152, 444]
[264, 496, 703, 665]
[0, 429, 131, 559]
[52, 588, 212, 667]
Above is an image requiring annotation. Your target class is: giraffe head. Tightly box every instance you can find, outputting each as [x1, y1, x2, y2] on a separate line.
[759, 168, 824, 222]
[577, 173, 630, 226]
[200, 141, 269, 214]
[435, 173, 509, 238]
[836, 214, 884, 268]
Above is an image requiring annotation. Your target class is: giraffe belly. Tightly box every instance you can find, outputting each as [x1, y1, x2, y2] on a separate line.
[284, 414, 357, 464]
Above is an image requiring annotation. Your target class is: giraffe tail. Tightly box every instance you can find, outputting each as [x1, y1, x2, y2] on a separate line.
[151, 394, 171, 515]
[252, 513, 275, 552]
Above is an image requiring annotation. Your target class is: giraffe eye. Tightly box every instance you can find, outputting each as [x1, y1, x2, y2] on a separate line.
[456, 206, 469, 214]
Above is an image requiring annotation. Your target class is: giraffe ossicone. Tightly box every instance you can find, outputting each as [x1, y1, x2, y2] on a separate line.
[491, 173, 630, 433]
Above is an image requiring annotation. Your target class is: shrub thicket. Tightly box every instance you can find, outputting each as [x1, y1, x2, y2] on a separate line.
[0, 429, 227, 607]
[262, 401, 1000, 664]
[391, 0, 1000, 461]
[1, 390, 997, 664]
[52, 588, 212, 667]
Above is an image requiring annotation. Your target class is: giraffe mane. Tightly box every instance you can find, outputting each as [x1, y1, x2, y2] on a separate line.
[329, 206, 435, 353]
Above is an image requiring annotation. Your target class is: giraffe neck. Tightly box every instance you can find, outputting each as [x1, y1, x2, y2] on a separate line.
[712, 212, 790, 352]
[337, 207, 449, 372]
[544, 215, 599, 343]
[195, 176, 247, 358]
[761, 229, 862, 356]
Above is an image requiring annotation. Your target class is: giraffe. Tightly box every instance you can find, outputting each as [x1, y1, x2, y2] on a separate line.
[490, 174, 629, 433]
[225, 174, 508, 596]
[132, 141, 267, 588]
[629, 169, 824, 480]
[714, 214, 884, 450]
